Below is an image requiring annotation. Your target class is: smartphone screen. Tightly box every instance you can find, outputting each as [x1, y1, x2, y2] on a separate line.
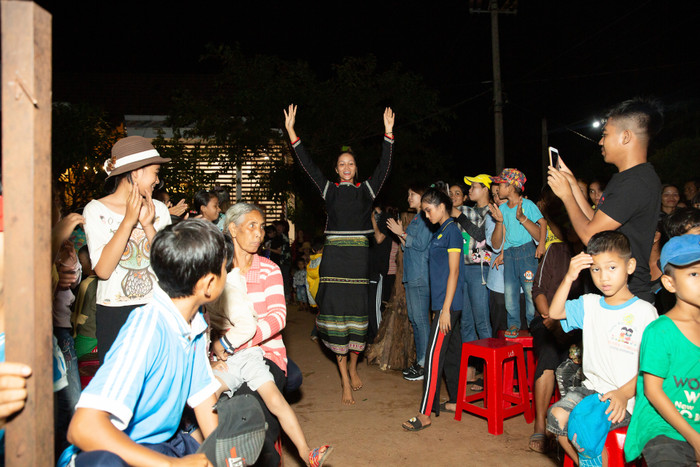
[548, 146, 560, 169]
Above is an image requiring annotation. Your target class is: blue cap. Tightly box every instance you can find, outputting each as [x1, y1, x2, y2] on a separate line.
[567, 394, 611, 467]
[660, 234, 700, 272]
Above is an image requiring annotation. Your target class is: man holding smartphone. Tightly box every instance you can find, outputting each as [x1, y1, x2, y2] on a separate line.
[547, 97, 662, 303]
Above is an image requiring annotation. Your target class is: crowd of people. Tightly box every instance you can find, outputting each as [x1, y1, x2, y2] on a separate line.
[0, 96, 698, 466]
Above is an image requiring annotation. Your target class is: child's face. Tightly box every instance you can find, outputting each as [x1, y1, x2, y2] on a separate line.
[662, 262, 700, 309]
[201, 197, 221, 222]
[589, 251, 635, 297]
[588, 182, 604, 206]
[498, 182, 513, 199]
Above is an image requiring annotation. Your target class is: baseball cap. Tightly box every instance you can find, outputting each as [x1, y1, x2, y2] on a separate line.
[491, 168, 526, 190]
[567, 394, 611, 467]
[660, 234, 700, 272]
[464, 174, 493, 189]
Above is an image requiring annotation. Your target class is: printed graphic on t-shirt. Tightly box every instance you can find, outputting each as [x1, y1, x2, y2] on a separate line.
[607, 312, 639, 354]
[119, 227, 156, 299]
[674, 376, 700, 422]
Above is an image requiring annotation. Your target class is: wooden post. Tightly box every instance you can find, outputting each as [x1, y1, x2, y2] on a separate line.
[1, 2, 54, 465]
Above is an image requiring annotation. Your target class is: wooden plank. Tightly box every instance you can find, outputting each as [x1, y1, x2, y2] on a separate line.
[1, 2, 54, 465]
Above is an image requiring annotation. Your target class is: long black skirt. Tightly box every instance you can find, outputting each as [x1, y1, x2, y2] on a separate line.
[316, 236, 369, 354]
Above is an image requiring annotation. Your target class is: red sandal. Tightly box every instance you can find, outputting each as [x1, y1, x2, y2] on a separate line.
[309, 445, 333, 467]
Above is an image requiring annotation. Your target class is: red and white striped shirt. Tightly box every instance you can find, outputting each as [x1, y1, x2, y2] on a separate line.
[238, 255, 288, 374]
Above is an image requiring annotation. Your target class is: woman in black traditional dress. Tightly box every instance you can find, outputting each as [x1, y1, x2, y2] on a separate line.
[284, 104, 395, 404]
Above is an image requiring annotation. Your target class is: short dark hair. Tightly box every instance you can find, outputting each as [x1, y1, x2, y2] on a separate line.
[662, 207, 700, 239]
[586, 230, 632, 261]
[193, 189, 217, 215]
[151, 219, 226, 298]
[421, 181, 453, 212]
[407, 181, 427, 197]
[606, 97, 664, 141]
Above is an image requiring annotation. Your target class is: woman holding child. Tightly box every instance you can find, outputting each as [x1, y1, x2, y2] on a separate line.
[208, 202, 331, 467]
[284, 104, 395, 405]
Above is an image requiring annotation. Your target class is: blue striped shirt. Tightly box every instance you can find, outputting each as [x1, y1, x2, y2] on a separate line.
[76, 287, 219, 444]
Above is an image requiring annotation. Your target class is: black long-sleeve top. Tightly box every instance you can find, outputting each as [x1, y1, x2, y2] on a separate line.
[291, 135, 394, 235]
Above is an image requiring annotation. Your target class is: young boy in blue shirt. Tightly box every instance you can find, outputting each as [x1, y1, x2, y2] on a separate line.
[65, 220, 229, 466]
[546, 231, 658, 464]
[489, 168, 547, 338]
[625, 234, 700, 466]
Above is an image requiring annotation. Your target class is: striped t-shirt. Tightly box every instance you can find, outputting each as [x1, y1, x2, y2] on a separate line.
[239, 255, 288, 374]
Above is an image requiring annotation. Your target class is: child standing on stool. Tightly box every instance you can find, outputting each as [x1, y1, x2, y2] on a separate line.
[488, 168, 547, 338]
[546, 231, 658, 464]
[624, 235, 700, 466]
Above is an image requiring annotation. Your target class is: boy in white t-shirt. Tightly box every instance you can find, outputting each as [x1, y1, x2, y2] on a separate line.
[546, 230, 658, 464]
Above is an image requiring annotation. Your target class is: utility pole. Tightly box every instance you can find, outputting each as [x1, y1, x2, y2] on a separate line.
[470, 0, 517, 173]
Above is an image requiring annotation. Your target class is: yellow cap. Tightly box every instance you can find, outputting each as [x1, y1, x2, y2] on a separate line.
[464, 174, 493, 189]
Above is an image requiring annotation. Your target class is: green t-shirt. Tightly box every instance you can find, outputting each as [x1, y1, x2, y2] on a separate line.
[624, 315, 700, 461]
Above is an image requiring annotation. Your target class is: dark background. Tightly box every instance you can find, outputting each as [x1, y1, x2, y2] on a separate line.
[39, 0, 700, 202]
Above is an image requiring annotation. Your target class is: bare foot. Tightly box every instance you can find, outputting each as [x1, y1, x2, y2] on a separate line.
[349, 370, 363, 391]
[341, 383, 355, 405]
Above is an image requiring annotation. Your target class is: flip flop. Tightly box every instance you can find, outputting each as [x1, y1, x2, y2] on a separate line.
[470, 378, 484, 391]
[528, 433, 549, 453]
[309, 445, 334, 467]
[504, 325, 520, 339]
[439, 401, 455, 413]
[402, 416, 431, 432]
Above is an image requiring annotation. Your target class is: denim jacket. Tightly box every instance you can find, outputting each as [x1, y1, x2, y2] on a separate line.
[402, 212, 432, 287]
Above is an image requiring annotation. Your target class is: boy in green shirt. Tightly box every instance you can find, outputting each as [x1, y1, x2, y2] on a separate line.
[624, 234, 700, 465]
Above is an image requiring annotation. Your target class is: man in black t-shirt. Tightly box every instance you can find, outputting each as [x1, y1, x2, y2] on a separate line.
[548, 98, 663, 303]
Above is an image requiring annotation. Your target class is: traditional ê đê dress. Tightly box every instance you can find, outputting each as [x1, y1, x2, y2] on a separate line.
[291, 134, 394, 354]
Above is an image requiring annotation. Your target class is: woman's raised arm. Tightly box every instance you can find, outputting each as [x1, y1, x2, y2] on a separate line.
[284, 104, 298, 142]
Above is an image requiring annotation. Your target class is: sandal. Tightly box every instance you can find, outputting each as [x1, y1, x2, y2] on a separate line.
[470, 378, 484, 391]
[439, 401, 455, 413]
[402, 416, 431, 432]
[528, 433, 549, 453]
[504, 325, 520, 339]
[309, 445, 333, 467]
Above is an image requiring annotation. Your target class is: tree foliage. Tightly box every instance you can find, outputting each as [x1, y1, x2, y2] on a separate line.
[52, 103, 125, 213]
[162, 46, 451, 234]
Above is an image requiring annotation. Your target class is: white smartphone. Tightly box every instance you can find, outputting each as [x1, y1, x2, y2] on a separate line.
[548, 146, 560, 169]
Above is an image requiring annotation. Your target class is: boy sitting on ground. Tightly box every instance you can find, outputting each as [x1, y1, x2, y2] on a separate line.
[207, 241, 332, 467]
[624, 234, 700, 466]
[65, 220, 236, 466]
[546, 230, 658, 464]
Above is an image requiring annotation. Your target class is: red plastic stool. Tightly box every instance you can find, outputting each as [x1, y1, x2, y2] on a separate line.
[498, 330, 535, 404]
[454, 338, 534, 435]
[563, 426, 646, 467]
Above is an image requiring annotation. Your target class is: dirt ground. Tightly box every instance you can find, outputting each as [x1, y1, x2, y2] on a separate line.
[279, 304, 562, 467]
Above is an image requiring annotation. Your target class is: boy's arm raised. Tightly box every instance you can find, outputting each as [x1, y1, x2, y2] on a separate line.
[68, 408, 212, 466]
[548, 252, 593, 320]
[643, 373, 700, 460]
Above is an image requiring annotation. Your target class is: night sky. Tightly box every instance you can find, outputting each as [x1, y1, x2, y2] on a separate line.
[37, 0, 700, 192]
